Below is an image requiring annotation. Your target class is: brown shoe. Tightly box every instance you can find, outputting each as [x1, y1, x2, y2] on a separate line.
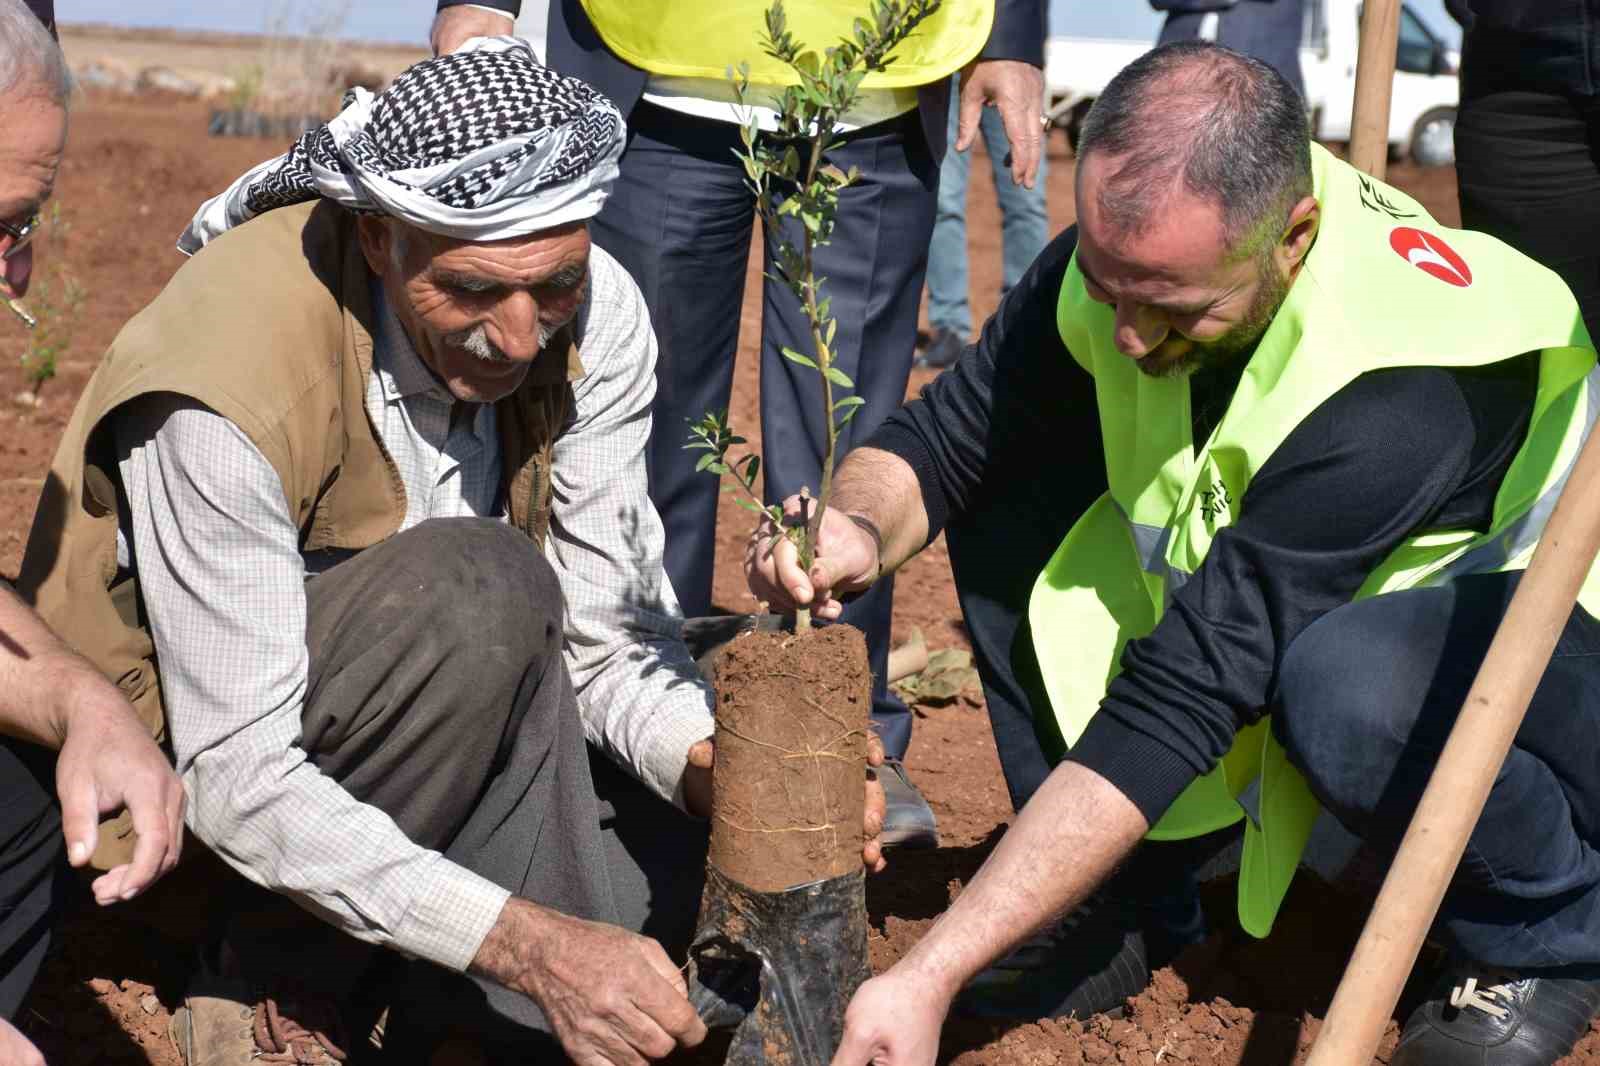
[169, 950, 349, 1066]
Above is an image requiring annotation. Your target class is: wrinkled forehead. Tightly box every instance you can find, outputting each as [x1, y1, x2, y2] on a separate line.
[1075, 150, 1232, 282]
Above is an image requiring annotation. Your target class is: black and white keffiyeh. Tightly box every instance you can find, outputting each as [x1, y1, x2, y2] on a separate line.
[178, 37, 625, 254]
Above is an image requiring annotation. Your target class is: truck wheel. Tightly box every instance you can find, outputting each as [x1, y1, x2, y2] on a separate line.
[1409, 107, 1456, 167]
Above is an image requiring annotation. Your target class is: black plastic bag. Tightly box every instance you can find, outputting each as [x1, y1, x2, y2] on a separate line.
[687, 865, 870, 1065]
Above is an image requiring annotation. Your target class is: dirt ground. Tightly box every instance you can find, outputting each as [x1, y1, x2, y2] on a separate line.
[10, 88, 1596, 1066]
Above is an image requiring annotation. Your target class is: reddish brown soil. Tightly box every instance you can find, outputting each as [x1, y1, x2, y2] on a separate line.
[708, 625, 872, 891]
[11, 90, 1594, 1066]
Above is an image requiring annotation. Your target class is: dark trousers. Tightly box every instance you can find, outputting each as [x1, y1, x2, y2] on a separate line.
[1158, 0, 1307, 99]
[591, 102, 940, 759]
[0, 742, 60, 1021]
[1456, 87, 1600, 342]
[233, 518, 707, 1043]
[1275, 570, 1600, 969]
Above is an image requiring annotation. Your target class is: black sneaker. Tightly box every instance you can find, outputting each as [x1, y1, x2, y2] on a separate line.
[915, 328, 964, 370]
[877, 759, 939, 849]
[953, 891, 1155, 1021]
[1393, 960, 1600, 1066]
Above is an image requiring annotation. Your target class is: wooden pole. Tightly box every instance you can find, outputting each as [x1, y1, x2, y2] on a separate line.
[1348, 0, 1402, 178]
[1306, 429, 1600, 1066]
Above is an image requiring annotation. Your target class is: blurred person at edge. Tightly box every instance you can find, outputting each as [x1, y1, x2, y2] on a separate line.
[0, 3, 187, 1065]
[1150, 0, 1306, 98]
[1446, 0, 1600, 342]
[431, 0, 1046, 854]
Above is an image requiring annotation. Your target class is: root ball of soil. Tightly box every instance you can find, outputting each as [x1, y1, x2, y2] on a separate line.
[708, 625, 872, 892]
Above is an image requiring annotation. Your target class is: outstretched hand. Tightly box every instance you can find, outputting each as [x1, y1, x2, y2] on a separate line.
[54, 682, 185, 906]
[744, 496, 881, 620]
[830, 970, 949, 1066]
[476, 899, 707, 1066]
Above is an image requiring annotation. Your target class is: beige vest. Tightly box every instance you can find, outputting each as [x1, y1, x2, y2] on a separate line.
[17, 201, 580, 868]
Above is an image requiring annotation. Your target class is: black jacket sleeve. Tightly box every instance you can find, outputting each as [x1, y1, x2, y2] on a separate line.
[1067, 357, 1537, 824]
[980, 0, 1047, 67]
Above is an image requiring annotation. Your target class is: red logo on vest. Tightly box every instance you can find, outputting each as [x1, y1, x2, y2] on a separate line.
[1389, 226, 1473, 288]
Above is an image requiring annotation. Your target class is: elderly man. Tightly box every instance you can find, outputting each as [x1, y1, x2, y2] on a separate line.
[753, 42, 1600, 1066]
[1, 4, 186, 1066]
[431, 0, 1049, 849]
[22, 38, 886, 1066]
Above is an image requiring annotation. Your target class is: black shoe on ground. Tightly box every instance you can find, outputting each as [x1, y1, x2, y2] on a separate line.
[877, 759, 938, 849]
[1393, 960, 1600, 1066]
[953, 892, 1156, 1021]
[915, 328, 963, 370]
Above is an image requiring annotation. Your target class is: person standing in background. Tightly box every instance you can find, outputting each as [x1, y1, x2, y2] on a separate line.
[1151, 0, 1306, 98]
[432, 0, 1048, 849]
[918, 72, 1050, 371]
[1449, 0, 1600, 343]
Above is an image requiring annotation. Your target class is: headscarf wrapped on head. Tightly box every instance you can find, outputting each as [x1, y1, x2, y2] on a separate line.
[178, 36, 625, 255]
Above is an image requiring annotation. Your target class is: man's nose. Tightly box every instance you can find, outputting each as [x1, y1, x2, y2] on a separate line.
[490, 291, 542, 361]
[1113, 300, 1166, 359]
[2, 243, 34, 299]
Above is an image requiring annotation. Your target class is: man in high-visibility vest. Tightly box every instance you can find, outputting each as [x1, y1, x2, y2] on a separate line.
[430, 0, 1048, 851]
[753, 41, 1600, 1066]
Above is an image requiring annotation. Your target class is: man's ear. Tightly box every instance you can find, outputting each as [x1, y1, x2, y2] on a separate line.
[355, 215, 394, 279]
[1277, 195, 1320, 277]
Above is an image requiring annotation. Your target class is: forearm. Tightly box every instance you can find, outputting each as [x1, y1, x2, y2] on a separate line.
[829, 447, 930, 574]
[0, 586, 119, 750]
[890, 762, 1147, 997]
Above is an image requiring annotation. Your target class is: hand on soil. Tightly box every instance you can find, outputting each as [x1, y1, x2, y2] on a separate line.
[831, 971, 947, 1066]
[476, 899, 706, 1066]
[55, 687, 186, 905]
[745, 496, 879, 619]
[429, 5, 516, 55]
[0, 1017, 46, 1066]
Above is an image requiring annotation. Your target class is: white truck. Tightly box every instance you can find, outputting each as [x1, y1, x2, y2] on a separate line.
[1045, 0, 1460, 166]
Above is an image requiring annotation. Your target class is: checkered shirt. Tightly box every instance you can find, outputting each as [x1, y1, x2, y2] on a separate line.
[113, 244, 713, 974]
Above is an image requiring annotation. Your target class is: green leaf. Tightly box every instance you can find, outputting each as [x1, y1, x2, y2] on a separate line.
[837, 403, 863, 428]
[781, 346, 819, 370]
[695, 453, 717, 473]
[824, 365, 854, 388]
[833, 395, 865, 412]
[825, 317, 838, 346]
[742, 453, 761, 484]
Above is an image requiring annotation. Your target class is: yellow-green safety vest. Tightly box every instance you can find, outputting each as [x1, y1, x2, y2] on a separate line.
[577, 0, 995, 88]
[1031, 143, 1600, 938]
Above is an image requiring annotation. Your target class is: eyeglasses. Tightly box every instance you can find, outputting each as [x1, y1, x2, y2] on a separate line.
[0, 213, 40, 262]
[0, 214, 40, 329]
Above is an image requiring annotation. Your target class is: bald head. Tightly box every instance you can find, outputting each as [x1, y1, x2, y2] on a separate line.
[1077, 41, 1311, 259]
[0, 0, 69, 106]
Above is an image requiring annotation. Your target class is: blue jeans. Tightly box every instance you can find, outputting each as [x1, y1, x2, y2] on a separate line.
[1275, 570, 1600, 969]
[925, 76, 1049, 337]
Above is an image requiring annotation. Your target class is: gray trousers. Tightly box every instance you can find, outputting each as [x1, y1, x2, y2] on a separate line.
[229, 518, 707, 1051]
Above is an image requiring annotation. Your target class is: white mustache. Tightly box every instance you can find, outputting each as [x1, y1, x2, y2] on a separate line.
[445, 323, 559, 364]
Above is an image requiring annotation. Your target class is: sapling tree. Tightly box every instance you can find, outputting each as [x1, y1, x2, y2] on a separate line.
[685, 0, 940, 633]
